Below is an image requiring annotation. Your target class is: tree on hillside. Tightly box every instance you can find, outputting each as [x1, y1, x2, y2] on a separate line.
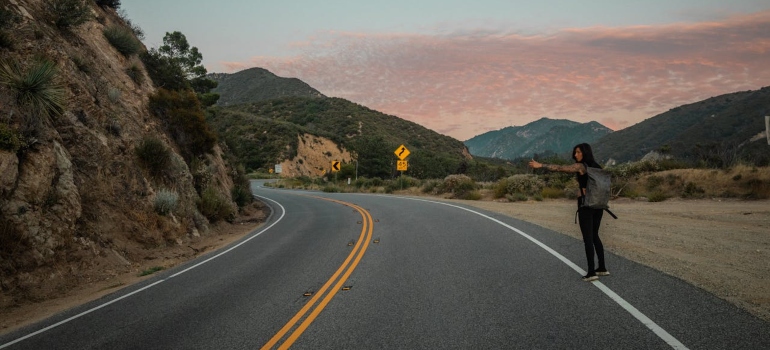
[351, 136, 394, 179]
[141, 31, 220, 106]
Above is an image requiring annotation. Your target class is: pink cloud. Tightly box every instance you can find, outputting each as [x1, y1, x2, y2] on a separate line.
[221, 11, 770, 140]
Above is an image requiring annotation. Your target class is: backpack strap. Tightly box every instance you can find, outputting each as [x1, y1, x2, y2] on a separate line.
[575, 208, 619, 224]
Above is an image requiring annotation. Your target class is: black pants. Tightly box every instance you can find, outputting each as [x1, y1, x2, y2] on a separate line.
[577, 204, 605, 275]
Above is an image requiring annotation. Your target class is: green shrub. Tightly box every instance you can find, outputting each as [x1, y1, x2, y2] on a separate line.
[198, 187, 234, 222]
[682, 182, 705, 198]
[540, 187, 564, 199]
[103, 25, 142, 56]
[441, 174, 476, 193]
[231, 184, 252, 208]
[105, 117, 121, 136]
[0, 7, 20, 29]
[322, 185, 341, 193]
[506, 193, 529, 202]
[107, 87, 121, 103]
[0, 220, 33, 273]
[149, 89, 216, 160]
[648, 191, 668, 202]
[646, 175, 663, 190]
[71, 55, 90, 73]
[498, 174, 544, 197]
[0, 58, 65, 119]
[51, 0, 92, 28]
[95, 0, 121, 9]
[457, 190, 482, 200]
[421, 179, 441, 194]
[135, 137, 171, 178]
[0, 31, 12, 49]
[0, 123, 21, 152]
[153, 189, 178, 215]
[125, 63, 143, 84]
[139, 266, 163, 276]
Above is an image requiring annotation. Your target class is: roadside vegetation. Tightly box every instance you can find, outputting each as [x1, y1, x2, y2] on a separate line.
[262, 159, 770, 201]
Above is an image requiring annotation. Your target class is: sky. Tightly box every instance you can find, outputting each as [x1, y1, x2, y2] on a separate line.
[121, 1, 770, 141]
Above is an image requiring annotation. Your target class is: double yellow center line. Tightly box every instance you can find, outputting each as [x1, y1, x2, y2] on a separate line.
[261, 197, 374, 349]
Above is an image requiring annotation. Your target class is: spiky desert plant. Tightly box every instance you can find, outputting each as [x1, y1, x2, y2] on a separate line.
[0, 58, 65, 119]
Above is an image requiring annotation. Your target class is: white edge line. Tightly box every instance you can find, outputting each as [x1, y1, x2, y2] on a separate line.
[393, 196, 689, 350]
[0, 194, 286, 349]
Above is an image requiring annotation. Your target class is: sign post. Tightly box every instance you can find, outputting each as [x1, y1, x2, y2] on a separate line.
[331, 160, 340, 183]
[394, 145, 410, 189]
[766, 116, 769, 145]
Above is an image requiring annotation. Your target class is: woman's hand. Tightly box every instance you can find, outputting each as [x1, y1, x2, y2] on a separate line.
[528, 159, 542, 169]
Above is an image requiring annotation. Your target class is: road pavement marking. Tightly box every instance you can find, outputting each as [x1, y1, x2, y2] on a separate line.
[397, 196, 689, 350]
[0, 194, 286, 350]
[261, 197, 374, 350]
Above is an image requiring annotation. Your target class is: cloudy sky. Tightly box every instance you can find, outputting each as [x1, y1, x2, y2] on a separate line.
[122, 1, 770, 141]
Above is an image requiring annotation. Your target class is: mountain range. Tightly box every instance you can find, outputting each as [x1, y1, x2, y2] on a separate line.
[464, 118, 612, 160]
[206, 68, 472, 179]
[210, 67, 770, 167]
[209, 68, 325, 106]
[593, 87, 770, 165]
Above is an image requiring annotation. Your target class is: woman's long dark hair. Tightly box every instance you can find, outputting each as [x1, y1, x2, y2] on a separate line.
[572, 143, 602, 168]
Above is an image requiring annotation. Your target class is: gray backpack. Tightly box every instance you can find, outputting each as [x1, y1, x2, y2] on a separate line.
[578, 165, 618, 220]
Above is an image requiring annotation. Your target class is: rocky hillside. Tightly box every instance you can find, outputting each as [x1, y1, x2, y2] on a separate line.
[0, 0, 258, 313]
[209, 67, 325, 106]
[208, 97, 473, 180]
[464, 118, 612, 160]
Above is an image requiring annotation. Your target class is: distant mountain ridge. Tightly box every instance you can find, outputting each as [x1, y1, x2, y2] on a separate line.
[464, 118, 613, 160]
[207, 68, 473, 178]
[593, 87, 770, 165]
[209, 67, 325, 106]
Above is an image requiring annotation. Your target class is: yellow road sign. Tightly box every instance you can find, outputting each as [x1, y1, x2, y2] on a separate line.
[397, 160, 408, 171]
[331, 160, 341, 172]
[394, 145, 410, 160]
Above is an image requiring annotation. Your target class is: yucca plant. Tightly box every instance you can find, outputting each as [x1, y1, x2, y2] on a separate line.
[0, 58, 65, 119]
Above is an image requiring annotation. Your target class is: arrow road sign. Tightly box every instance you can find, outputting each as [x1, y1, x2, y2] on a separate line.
[332, 160, 341, 172]
[394, 145, 410, 160]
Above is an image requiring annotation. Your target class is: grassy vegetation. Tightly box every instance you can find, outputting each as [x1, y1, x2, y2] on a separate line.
[149, 89, 217, 161]
[266, 161, 770, 202]
[0, 122, 22, 152]
[135, 136, 172, 179]
[51, 0, 92, 29]
[139, 266, 164, 276]
[103, 25, 142, 57]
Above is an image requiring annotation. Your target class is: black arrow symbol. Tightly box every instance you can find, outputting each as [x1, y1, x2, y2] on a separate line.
[333, 162, 340, 171]
[398, 147, 405, 156]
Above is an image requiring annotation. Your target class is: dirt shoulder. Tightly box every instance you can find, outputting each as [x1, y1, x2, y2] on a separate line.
[450, 197, 770, 323]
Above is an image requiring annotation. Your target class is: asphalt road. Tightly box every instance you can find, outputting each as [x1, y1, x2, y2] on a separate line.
[1, 181, 769, 349]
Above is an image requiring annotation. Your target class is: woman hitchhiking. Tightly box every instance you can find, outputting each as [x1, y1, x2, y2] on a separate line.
[528, 143, 609, 282]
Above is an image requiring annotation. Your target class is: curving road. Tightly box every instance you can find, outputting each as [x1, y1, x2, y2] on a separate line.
[1, 180, 769, 349]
